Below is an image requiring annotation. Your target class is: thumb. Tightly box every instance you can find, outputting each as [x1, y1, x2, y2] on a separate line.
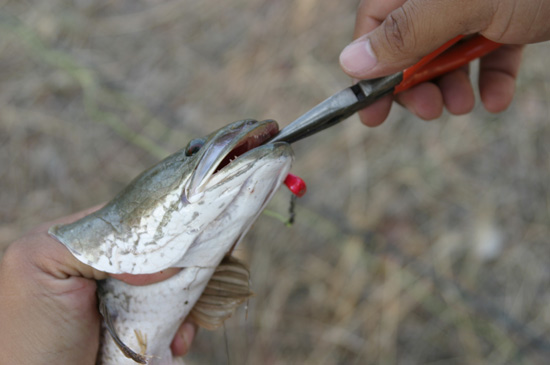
[340, 0, 494, 79]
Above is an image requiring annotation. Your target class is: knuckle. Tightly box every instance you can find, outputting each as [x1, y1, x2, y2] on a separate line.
[1, 234, 42, 273]
[1, 242, 28, 272]
[382, 7, 417, 56]
[356, 0, 366, 13]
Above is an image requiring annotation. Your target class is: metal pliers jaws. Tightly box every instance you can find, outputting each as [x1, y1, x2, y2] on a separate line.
[270, 35, 502, 145]
[269, 73, 402, 144]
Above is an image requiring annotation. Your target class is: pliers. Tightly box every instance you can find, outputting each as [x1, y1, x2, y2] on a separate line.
[269, 35, 501, 144]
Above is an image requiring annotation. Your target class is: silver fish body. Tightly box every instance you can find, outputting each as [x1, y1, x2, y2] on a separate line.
[98, 267, 212, 364]
[49, 120, 293, 364]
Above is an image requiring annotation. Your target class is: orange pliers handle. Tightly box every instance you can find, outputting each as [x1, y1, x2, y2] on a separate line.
[394, 34, 502, 93]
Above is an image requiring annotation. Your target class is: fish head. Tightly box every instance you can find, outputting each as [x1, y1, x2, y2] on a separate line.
[49, 119, 293, 274]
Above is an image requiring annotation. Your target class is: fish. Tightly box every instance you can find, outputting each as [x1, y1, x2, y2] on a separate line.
[49, 119, 294, 364]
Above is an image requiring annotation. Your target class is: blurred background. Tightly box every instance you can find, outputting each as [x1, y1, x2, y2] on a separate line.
[2, 1, 550, 364]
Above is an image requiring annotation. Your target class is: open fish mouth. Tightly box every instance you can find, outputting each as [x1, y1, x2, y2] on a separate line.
[184, 119, 281, 203]
[213, 120, 279, 173]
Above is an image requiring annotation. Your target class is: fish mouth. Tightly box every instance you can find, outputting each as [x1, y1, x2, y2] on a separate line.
[184, 119, 281, 203]
[213, 121, 279, 173]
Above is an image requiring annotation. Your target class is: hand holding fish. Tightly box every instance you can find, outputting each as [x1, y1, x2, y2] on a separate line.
[340, 0, 550, 126]
[0, 120, 293, 364]
[0, 207, 197, 365]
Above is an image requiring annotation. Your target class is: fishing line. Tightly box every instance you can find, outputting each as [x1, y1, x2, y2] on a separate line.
[223, 322, 231, 365]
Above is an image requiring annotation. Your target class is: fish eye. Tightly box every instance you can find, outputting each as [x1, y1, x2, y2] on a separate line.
[185, 138, 205, 156]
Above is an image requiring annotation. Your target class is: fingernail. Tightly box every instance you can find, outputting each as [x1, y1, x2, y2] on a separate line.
[339, 38, 377, 76]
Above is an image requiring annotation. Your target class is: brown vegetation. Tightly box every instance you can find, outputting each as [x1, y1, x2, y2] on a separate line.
[2, 1, 550, 363]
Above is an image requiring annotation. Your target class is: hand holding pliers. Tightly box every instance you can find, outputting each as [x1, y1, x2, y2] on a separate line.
[270, 35, 501, 144]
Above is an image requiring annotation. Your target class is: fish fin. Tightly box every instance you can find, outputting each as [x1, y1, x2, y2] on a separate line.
[134, 329, 148, 356]
[99, 299, 151, 364]
[189, 256, 254, 330]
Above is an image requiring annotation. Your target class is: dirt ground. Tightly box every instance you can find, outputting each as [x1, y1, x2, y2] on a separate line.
[2, 1, 550, 364]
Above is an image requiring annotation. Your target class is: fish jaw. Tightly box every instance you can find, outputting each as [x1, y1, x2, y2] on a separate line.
[49, 120, 292, 274]
[176, 143, 291, 267]
[183, 119, 279, 204]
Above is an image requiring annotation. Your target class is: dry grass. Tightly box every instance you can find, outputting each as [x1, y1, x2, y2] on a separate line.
[2, 1, 550, 364]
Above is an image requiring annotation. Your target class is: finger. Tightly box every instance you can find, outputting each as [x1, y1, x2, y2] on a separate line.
[437, 66, 475, 115]
[112, 268, 182, 286]
[481, 3, 550, 44]
[171, 320, 198, 357]
[28, 204, 109, 281]
[357, 94, 393, 127]
[353, 0, 408, 37]
[31, 204, 105, 234]
[342, 0, 408, 73]
[40, 207, 182, 285]
[396, 81, 443, 120]
[345, 0, 406, 127]
[0, 233, 103, 364]
[341, 0, 494, 79]
[478, 44, 524, 113]
[26, 231, 108, 282]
